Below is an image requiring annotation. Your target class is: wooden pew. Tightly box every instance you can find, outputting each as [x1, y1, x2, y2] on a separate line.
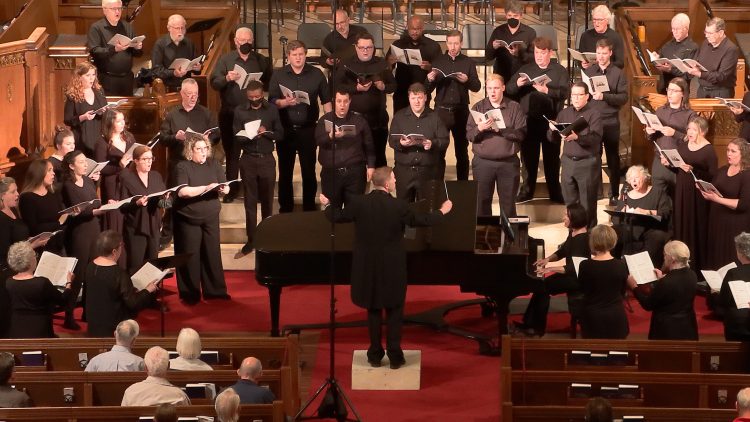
[501, 367, 750, 409]
[501, 335, 750, 373]
[505, 405, 735, 422]
[0, 404, 284, 422]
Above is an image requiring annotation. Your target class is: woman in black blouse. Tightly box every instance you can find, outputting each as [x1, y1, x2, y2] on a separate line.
[119, 146, 170, 275]
[5, 241, 73, 338]
[719, 232, 750, 341]
[579, 225, 629, 339]
[61, 150, 105, 329]
[18, 159, 65, 254]
[516, 204, 590, 336]
[174, 138, 230, 304]
[647, 77, 695, 197]
[614, 165, 672, 268]
[48, 126, 77, 191]
[96, 109, 135, 233]
[627, 240, 698, 340]
[84, 231, 157, 337]
[63, 62, 107, 157]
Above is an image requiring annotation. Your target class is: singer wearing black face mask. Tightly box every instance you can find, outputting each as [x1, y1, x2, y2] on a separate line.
[232, 81, 284, 258]
[210, 26, 273, 204]
[485, 1, 536, 91]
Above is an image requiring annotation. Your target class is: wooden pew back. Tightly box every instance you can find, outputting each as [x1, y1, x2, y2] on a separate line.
[0, 404, 284, 422]
[505, 405, 735, 422]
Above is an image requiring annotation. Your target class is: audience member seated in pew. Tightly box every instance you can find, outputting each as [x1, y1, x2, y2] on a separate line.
[215, 388, 240, 422]
[85, 319, 145, 372]
[153, 403, 177, 422]
[719, 232, 750, 341]
[169, 328, 213, 371]
[0, 352, 31, 408]
[580, 225, 629, 339]
[229, 357, 275, 404]
[736, 387, 750, 422]
[627, 240, 698, 340]
[122, 346, 191, 406]
[584, 397, 613, 422]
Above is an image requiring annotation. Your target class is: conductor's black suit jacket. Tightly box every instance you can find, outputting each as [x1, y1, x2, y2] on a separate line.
[326, 189, 444, 309]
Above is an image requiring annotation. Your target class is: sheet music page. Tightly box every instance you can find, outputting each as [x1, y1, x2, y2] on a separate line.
[485, 109, 506, 130]
[567, 48, 593, 63]
[131, 262, 168, 291]
[390, 45, 408, 65]
[590, 75, 610, 93]
[624, 251, 657, 284]
[661, 149, 684, 167]
[232, 64, 248, 88]
[581, 71, 594, 93]
[98, 195, 141, 211]
[405, 48, 423, 65]
[27, 230, 62, 244]
[339, 125, 357, 136]
[643, 113, 665, 130]
[729, 280, 750, 309]
[123, 142, 145, 160]
[696, 180, 723, 197]
[572, 256, 587, 277]
[145, 184, 186, 199]
[295, 90, 311, 105]
[470, 110, 488, 125]
[243, 120, 262, 139]
[719, 262, 739, 279]
[34, 251, 77, 286]
[278, 84, 294, 98]
[668, 58, 691, 73]
[701, 270, 724, 293]
[631, 106, 648, 125]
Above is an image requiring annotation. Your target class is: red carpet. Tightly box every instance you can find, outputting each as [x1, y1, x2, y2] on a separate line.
[55, 271, 725, 421]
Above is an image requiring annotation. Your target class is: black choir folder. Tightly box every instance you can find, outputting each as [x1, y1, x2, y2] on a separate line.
[545, 115, 588, 136]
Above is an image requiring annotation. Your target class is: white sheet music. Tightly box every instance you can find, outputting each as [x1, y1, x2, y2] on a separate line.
[661, 149, 685, 168]
[98, 195, 142, 211]
[572, 256, 587, 277]
[389, 45, 408, 65]
[624, 251, 657, 285]
[702, 262, 738, 293]
[131, 262, 169, 291]
[34, 251, 77, 286]
[728, 280, 750, 309]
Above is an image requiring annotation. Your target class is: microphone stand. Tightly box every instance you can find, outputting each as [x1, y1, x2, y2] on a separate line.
[295, 3, 360, 420]
[566, 0, 575, 84]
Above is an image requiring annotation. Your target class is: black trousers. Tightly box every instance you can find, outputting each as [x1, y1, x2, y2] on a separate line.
[277, 126, 317, 212]
[173, 212, 227, 301]
[436, 106, 470, 181]
[124, 225, 159, 276]
[367, 304, 404, 361]
[522, 272, 581, 335]
[697, 85, 733, 99]
[561, 155, 601, 228]
[219, 109, 240, 189]
[601, 121, 621, 199]
[372, 126, 389, 168]
[472, 155, 520, 217]
[320, 164, 367, 208]
[99, 73, 134, 96]
[239, 153, 276, 245]
[394, 164, 435, 202]
[519, 118, 562, 198]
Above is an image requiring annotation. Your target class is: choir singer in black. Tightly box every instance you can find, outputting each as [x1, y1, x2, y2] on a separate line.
[320, 167, 452, 369]
[151, 14, 200, 92]
[687, 17, 739, 99]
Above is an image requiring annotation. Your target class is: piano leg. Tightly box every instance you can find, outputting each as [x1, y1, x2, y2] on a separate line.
[268, 285, 282, 337]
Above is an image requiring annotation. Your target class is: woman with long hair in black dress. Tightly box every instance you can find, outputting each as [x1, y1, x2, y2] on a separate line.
[96, 109, 135, 234]
[63, 62, 107, 157]
[48, 126, 77, 190]
[18, 159, 65, 255]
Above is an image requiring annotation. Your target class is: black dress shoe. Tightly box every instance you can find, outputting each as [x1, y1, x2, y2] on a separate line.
[63, 317, 81, 331]
[181, 296, 200, 306]
[516, 193, 534, 203]
[205, 293, 232, 300]
[389, 357, 406, 370]
[367, 359, 382, 368]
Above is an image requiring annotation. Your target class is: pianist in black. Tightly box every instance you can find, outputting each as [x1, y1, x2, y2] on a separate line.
[686, 17, 739, 99]
[119, 145, 170, 275]
[426, 30, 482, 181]
[233, 80, 284, 258]
[84, 230, 157, 337]
[63, 62, 108, 157]
[627, 240, 698, 340]
[268, 39, 332, 213]
[387, 83, 448, 202]
[506, 36, 568, 204]
[174, 138, 230, 304]
[315, 90, 376, 208]
[718, 232, 750, 341]
[210, 26, 272, 202]
[334, 32, 396, 167]
[650, 13, 698, 94]
[647, 77, 695, 198]
[151, 14, 199, 92]
[320, 167, 452, 369]
[517, 203, 590, 337]
[485, 1, 536, 86]
[87, 0, 143, 96]
[579, 224, 629, 339]
[613, 165, 672, 268]
[577, 5, 625, 69]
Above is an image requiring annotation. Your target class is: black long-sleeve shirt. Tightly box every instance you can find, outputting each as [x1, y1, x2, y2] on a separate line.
[322, 25, 366, 64]
[210, 50, 272, 110]
[151, 34, 198, 89]
[174, 159, 226, 221]
[578, 27, 625, 69]
[485, 23, 536, 83]
[233, 101, 284, 155]
[268, 64, 331, 126]
[87, 18, 143, 76]
[506, 61, 569, 117]
[334, 55, 396, 129]
[693, 37, 739, 91]
[63, 91, 107, 153]
[388, 107, 448, 167]
[467, 97, 527, 160]
[657, 37, 698, 92]
[427, 52, 481, 107]
[18, 191, 64, 253]
[389, 34, 442, 99]
[548, 102, 603, 158]
[160, 104, 219, 163]
[315, 111, 375, 168]
[649, 105, 696, 151]
[584, 63, 628, 123]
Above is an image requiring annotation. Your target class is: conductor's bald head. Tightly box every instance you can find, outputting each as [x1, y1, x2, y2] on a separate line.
[237, 357, 262, 381]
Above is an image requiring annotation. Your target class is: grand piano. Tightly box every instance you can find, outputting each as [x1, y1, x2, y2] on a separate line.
[254, 181, 544, 354]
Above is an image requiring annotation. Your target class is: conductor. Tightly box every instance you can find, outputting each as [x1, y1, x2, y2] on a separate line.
[320, 167, 452, 369]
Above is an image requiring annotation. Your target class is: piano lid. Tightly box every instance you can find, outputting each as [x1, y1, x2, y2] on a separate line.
[254, 181, 478, 253]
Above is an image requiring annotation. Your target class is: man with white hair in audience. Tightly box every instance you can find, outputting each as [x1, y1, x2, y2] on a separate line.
[734, 387, 750, 422]
[229, 357, 275, 404]
[85, 319, 145, 372]
[151, 14, 200, 92]
[650, 13, 698, 94]
[215, 388, 241, 422]
[121, 346, 191, 406]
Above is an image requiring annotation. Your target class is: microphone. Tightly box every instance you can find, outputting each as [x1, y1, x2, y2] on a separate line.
[620, 182, 632, 202]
